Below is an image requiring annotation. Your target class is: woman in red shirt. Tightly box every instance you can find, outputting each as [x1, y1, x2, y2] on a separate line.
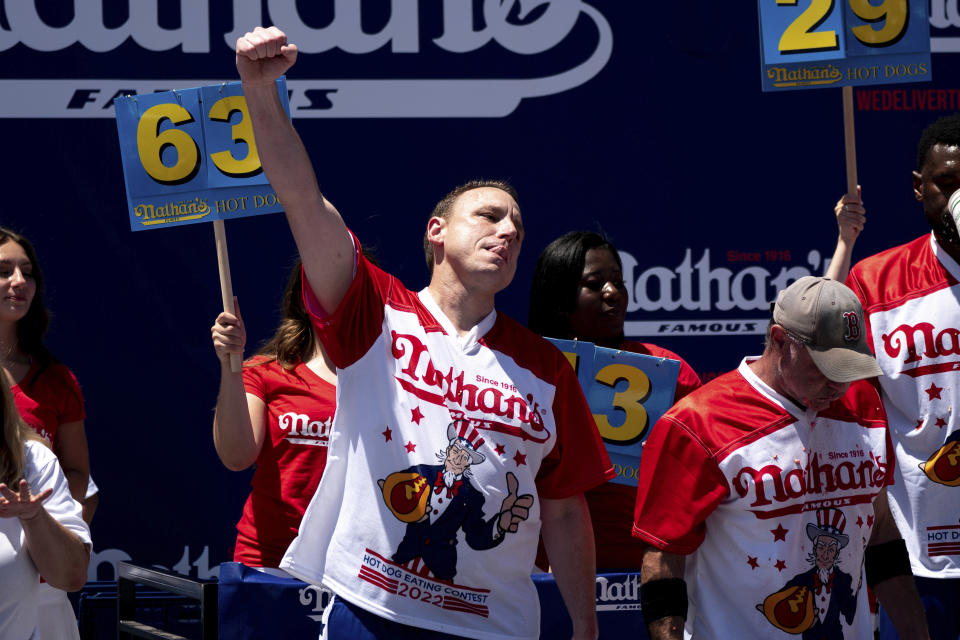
[528, 231, 701, 571]
[211, 261, 337, 568]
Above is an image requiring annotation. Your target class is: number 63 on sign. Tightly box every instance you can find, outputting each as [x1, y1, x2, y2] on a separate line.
[757, 0, 931, 92]
[114, 79, 289, 231]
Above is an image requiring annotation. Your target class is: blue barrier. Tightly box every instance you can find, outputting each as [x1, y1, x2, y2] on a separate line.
[217, 562, 648, 640]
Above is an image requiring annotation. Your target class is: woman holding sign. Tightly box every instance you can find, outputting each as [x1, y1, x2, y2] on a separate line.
[211, 260, 337, 568]
[0, 227, 93, 639]
[528, 231, 701, 571]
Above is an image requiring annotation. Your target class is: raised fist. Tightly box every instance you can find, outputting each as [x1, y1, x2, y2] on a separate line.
[236, 26, 299, 86]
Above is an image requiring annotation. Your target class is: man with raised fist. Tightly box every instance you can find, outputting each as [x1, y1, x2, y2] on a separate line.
[235, 25, 613, 640]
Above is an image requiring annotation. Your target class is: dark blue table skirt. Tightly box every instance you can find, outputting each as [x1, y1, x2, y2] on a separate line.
[218, 562, 648, 639]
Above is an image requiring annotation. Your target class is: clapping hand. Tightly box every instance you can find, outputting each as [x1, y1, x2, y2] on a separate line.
[0, 479, 52, 522]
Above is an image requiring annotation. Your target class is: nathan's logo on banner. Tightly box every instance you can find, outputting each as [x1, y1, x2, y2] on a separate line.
[595, 574, 642, 611]
[0, 0, 612, 119]
[619, 247, 830, 337]
[931, 1, 960, 52]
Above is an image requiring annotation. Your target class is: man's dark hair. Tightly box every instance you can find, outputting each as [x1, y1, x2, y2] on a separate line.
[917, 113, 960, 171]
[527, 231, 621, 340]
[423, 179, 519, 273]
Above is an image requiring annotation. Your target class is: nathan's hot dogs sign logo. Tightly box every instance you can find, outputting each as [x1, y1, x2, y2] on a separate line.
[0, 0, 612, 119]
[618, 247, 834, 337]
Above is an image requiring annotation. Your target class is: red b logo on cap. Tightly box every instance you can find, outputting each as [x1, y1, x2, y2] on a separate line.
[842, 312, 860, 341]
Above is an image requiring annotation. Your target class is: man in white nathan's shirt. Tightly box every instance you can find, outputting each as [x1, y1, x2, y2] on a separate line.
[633, 277, 929, 640]
[847, 113, 960, 640]
[234, 25, 614, 640]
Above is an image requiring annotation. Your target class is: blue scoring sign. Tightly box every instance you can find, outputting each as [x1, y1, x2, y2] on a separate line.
[114, 79, 289, 231]
[757, 0, 931, 92]
[548, 338, 680, 487]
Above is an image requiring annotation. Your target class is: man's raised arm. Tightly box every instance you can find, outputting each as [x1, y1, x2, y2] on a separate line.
[236, 26, 354, 312]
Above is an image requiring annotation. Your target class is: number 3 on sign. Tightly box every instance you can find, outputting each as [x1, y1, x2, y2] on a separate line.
[776, 0, 907, 54]
[592, 363, 651, 446]
[136, 95, 261, 186]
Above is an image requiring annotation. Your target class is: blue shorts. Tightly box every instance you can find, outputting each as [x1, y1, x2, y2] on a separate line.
[321, 595, 472, 640]
[878, 576, 960, 640]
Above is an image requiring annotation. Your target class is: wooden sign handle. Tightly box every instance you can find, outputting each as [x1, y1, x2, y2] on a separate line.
[842, 85, 858, 198]
[213, 220, 242, 373]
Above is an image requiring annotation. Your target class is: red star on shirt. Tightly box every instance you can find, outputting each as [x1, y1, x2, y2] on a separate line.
[404, 441, 417, 453]
[382, 426, 392, 442]
[747, 556, 759, 569]
[513, 451, 527, 467]
[856, 516, 863, 527]
[867, 515, 874, 527]
[916, 418, 925, 431]
[936, 417, 947, 428]
[926, 383, 944, 400]
[495, 443, 506, 456]
[410, 407, 424, 425]
[770, 524, 788, 541]
[774, 559, 787, 572]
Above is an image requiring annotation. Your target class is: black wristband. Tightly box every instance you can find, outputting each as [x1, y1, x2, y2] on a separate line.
[865, 538, 912, 588]
[640, 577, 688, 623]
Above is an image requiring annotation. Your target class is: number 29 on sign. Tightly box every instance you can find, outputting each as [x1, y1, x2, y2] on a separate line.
[760, 0, 928, 66]
[776, 0, 908, 54]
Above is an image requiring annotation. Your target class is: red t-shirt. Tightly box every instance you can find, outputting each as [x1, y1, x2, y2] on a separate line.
[536, 341, 702, 571]
[233, 357, 336, 567]
[585, 341, 701, 570]
[11, 361, 85, 445]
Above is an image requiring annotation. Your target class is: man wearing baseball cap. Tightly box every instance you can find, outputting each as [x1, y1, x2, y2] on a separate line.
[633, 277, 929, 639]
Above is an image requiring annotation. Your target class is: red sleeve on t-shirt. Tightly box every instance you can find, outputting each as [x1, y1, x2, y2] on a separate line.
[241, 357, 270, 401]
[535, 356, 615, 499]
[632, 410, 730, 555]
[14, 363, 86, 445]
[301, 230, 396, 370]
[29, 363, 85, 423]
[56, 366, 85, 424]
[674, 361, 703, 403]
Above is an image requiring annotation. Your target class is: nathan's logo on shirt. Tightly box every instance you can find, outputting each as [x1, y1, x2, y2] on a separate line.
[880, 321, 960, 376]
[732, 452, 887, 518]
[390, 331, 548, 442]
[278, 412, 332, 446]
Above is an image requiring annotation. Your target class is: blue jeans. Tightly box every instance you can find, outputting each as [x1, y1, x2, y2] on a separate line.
[879, 576, 960, 640]
[321, 595, 472, 640]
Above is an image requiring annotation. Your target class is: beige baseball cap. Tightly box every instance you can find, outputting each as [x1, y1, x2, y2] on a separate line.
[772, 276, 883, 383]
